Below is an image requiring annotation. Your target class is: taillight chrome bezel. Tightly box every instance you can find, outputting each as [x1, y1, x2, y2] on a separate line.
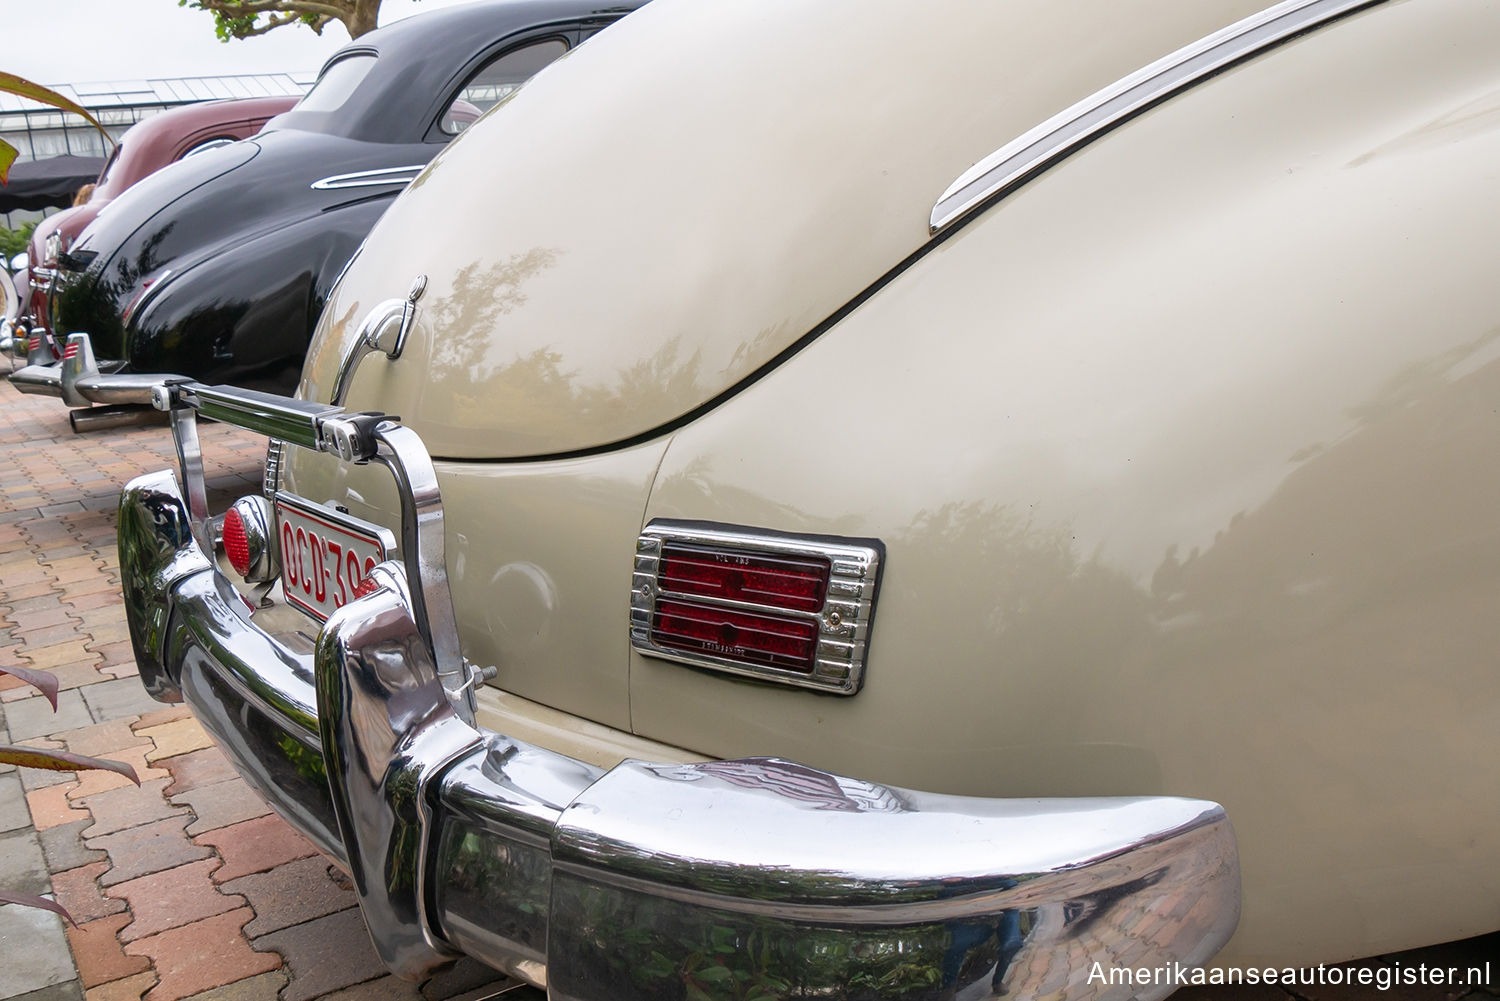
[221, 495, 280, 584]
[630, 521, 883, 696]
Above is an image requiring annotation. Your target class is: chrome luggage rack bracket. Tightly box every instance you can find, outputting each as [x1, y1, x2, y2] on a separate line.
[148, 379, 473, 721]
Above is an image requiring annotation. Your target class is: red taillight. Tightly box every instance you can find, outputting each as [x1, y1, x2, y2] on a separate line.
[653, 599, 819, 673]
[352, 575, 379, 599]
[659, 544, 829, 612]
[223, 507, 252, 577]
[632, 524, 884, 695]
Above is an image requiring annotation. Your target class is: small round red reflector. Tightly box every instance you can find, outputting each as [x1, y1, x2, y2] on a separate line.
[222, 507, 252, 578]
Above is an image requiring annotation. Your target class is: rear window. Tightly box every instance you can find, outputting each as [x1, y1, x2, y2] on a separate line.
[96, 145, 122, 188]
[438, 38, 568, 135]
[297, 55, 376, 114]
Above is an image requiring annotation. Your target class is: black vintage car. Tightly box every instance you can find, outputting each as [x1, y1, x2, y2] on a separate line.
[12, 0, 642, 418]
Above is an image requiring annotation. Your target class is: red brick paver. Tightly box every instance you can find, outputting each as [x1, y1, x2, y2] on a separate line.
[67, 912, 154, 989]
[52, 860, 127, 923]
[108, 858, 243, 942]
[197, 815, 320, 884]
[159, 746, 238, 797]
[124, 908, 281, 1001]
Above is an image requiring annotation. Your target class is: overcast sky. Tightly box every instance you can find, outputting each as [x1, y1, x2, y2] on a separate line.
[5, 0, 476, 85]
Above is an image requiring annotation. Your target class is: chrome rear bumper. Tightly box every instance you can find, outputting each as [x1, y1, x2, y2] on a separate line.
[8, 332, 187, 407]
[121, 380, 1241, 1000]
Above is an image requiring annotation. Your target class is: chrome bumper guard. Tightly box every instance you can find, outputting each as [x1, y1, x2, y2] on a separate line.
[9, 331, 184, 406]
[121, 380, 1241, 1000]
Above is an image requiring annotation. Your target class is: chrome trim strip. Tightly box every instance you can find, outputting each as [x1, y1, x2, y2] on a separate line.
[176, 384, 341, 452]
[630, 521, 883, 695]
[310, 165, 426, 191]
[929, 0, 1385, 232]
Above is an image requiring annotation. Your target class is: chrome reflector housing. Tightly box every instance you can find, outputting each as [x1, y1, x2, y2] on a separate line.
[224, 495, 280, 584]
[631, 521, 883, 695]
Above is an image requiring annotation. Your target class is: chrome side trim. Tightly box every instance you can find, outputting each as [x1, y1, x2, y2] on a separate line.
[630, 521, 883, 695]
[929, 0, 1384, 232]
[310, 165, 426, 191]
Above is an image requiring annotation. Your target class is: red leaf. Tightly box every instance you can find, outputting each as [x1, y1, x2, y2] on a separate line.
[0, 889, 75, 925]
[0, 665, 59, 710]
[0, 744, 140, 784]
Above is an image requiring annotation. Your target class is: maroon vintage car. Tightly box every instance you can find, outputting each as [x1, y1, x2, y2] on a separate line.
[16, 95, 295, 353]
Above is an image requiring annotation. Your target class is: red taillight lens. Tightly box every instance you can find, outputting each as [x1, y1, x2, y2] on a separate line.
[653, 599, 819, 673]
[659, 543, 829, 612]
[352, 575, 379, 599]
[632, 524, 883, 695]
[223, 507, 252, 578]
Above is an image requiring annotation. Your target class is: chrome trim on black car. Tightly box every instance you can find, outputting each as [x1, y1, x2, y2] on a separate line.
[310, 165, 426, 190]
[929, 0, 1385, 233]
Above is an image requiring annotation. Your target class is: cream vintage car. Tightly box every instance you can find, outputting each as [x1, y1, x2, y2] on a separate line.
[118, 0, 1499, 997]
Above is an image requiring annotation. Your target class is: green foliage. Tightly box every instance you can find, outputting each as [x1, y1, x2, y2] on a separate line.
[1, 221, 38, 261]
[175, 0, 393, 42]
[558, 878, 974, 1000]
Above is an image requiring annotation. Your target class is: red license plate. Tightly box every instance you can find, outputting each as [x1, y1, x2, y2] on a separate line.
[274, 493, 396, 622]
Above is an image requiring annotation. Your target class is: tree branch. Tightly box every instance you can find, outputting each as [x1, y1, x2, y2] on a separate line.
[181, 0, 378, 39]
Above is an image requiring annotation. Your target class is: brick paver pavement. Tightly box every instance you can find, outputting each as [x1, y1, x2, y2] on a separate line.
[1, 376, 1495, 1001]
[0, 380, 529, 1001]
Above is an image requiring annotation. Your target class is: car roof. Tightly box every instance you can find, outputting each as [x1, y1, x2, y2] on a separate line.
[267, 0, 647, 145]
[95, 96, 297, 198]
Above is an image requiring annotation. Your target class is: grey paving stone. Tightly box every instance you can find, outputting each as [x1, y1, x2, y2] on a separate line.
[38, 819, 107, 873]
[19, 759, 76, 792]
[0, 902, 77, 996]
[172, 778, 271, 838]
[252, 908, 384, 1001]
[80, 677, 163, 725]
[5, 691, 93, 742]
[420, 958, 512, 1001]
[219, 856, 352, 938]
[0, 771, 30, 832]
[90, 815, 213, 887]
[311, 976, 425, 1001]
[0, 828, 50, 896]
[9, 980, 85, 1001]
[177, 970, 287, 1001]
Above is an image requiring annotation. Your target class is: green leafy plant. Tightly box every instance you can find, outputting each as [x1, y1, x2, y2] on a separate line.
[0, 664, 138, 920]
[0, 72, 114, 184]
[1, 221, 38, 261]
[179, 0, 406, 42]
